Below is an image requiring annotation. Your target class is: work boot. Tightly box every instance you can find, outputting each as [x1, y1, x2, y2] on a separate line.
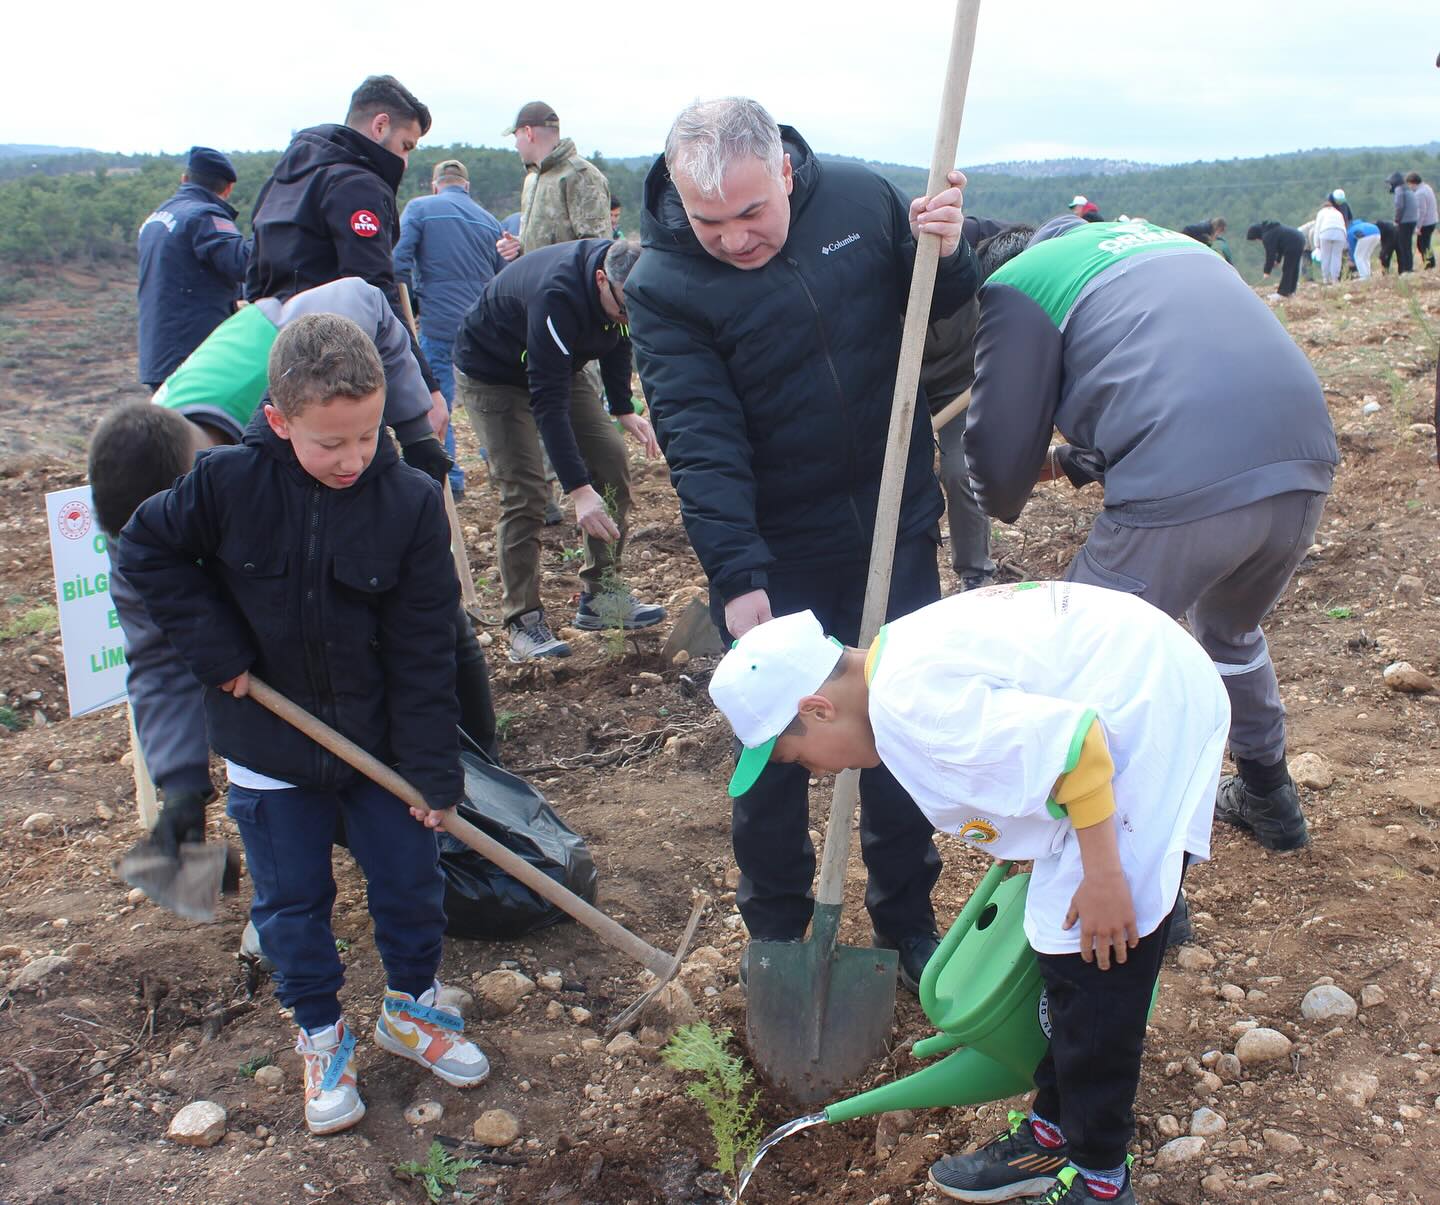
[960, 571, 995, 593]
[573, 592, 666, 631]
[874, 929, 941, 995]
[507, 610, 571, 662]
[1034, 1164, 1137, 1204]
[544, 484, 564, 526]
[929, 1110, 1070, 1200]
[374, 982, 491, 1088]
[1214, 775, 1309, 851]
[296, 1019, 365, 1135]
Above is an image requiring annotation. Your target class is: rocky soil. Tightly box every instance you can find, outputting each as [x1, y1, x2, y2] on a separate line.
[0, 267, 1438, 1204]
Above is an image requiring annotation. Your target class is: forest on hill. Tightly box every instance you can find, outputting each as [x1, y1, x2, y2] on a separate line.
[1, 139, 1436, 288]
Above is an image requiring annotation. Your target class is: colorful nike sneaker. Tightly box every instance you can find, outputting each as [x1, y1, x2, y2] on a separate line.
[374, 982, 491, 1087]
[928, 1109, 1070, 1201]
[296, 1019, 365, 1135]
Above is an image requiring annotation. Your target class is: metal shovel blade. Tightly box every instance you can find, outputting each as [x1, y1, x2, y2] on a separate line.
[745, 903, 898, 1107]
[119, 840, 233, 922]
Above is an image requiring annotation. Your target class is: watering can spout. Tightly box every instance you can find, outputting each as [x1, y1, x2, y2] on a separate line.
[823, 1046, 1031, 1124]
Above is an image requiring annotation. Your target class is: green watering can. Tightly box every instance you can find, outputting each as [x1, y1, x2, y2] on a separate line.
[824, 861, 1045, 1123]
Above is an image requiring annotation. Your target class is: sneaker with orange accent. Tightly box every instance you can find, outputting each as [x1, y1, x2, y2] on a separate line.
[374, 982, 490, 1087]
[296, 1019, 365, 1135]
[928, 1109, 1070, 1201]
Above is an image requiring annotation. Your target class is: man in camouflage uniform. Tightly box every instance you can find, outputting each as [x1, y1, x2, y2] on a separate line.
[496, 101, 611, 261]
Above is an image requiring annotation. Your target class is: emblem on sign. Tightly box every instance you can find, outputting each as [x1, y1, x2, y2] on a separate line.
[58, 501, 92, 540]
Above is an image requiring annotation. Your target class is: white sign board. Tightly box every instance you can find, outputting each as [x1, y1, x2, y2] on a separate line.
[45, 486, 128, 717]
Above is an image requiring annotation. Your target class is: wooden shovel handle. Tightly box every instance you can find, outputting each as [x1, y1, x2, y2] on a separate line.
[816, 0, 983, 910]
[244, 676, 673, 977]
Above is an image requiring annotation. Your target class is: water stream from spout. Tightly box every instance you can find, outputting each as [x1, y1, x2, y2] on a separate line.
[734, 1111, 829, 1201]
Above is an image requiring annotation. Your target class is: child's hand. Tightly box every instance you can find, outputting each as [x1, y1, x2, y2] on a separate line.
[409, 804, 454, 830]
[1064, 871, 1138, 970]
[219, 671, 251, 698]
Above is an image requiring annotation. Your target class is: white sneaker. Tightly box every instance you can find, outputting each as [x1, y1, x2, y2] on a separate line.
[296, 1019, 365, 1135]
[374, 981, 490, 1088]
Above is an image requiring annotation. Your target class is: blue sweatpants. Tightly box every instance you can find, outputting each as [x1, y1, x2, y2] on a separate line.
[419, 333, 468, 495]
[227, 780, 446, 1031]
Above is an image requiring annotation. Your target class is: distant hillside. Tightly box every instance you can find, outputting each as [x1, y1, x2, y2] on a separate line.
[0, 144, 95, 163]
[1, 139, 1436, 285]
[967, 157, 1156, 178]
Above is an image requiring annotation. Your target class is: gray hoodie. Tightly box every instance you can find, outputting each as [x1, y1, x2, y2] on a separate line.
[966, 219, 1337, 528]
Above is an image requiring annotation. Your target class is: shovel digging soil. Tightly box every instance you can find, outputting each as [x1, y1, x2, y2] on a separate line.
[123, 675, 705, 1032]
[743, 0, 984, 1108]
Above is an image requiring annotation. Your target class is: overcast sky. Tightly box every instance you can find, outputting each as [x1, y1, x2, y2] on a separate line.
[13, 1, 1438, 167]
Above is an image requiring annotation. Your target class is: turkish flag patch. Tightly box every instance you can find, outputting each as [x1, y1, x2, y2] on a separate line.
[212, 216, 238, 233]
[350, 209, 381, 237]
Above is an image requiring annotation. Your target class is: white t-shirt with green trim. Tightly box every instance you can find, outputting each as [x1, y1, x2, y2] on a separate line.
[867, 582, 1229, 954]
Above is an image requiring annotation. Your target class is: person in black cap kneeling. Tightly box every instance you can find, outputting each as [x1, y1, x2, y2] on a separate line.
[136, 147, 251, 389]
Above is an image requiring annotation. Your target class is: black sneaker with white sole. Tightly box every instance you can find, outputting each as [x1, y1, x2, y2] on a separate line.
[928, 1110, 1070, 1201]
[573, 592, 666, 631]
[507, 610, 571, 662]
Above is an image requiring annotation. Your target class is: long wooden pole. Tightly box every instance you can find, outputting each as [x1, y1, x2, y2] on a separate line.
[814, 1, 983, 913]
[245, 676, 675, 977]
[397, 283, 482, 619]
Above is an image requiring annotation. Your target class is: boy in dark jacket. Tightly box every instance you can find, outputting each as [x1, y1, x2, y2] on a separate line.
[120, 315, 489, 1136]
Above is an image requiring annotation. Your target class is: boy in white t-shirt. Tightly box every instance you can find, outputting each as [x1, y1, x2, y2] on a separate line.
[709, 582, 1230, 1205]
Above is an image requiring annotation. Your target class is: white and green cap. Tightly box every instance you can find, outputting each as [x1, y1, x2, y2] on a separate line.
[708, 611, 843, 797]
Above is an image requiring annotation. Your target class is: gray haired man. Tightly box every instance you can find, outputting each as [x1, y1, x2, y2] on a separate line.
[626, 97, 979, 990]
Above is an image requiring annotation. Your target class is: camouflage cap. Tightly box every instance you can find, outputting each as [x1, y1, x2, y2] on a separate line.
[432, 159, 468, 182]
[503, 101, 559, 136]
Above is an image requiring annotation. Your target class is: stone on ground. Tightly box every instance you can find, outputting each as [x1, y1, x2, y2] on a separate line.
[1235, 1027, 1293, 1066]
[473, 969, 535, 1016]
[1153, 1136, 1206, 1167]
[1301, 984, 1358, 1023]
[8, 955, 71, 992]
[472, 1108, 521, 1146]
[1383, 661, 1434, 693]
[168, 1101, 227, 1147]
[1289, 751, 1333, 789]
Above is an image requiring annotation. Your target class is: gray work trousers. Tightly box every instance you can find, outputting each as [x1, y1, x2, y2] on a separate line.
[1065, 490, 1327, 766]
[937, 418, 995, 582]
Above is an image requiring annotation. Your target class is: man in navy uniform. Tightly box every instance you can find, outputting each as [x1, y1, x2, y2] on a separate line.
[136, 147, 250, 390]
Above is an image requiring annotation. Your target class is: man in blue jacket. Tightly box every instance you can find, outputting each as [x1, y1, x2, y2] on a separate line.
[394, 159, 504, 497]
[136, 147, 250, 389]
[626, 96, 978, 990]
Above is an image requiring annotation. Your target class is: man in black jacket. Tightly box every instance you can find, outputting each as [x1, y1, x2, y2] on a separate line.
[454, 238, 664, 662]
[245, 73, 447, 446]
[627, 97, 978, 989]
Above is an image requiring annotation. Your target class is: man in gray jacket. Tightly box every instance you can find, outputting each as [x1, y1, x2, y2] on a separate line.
[965, 216, 1338, 854]
[1388, 171, 1418, 273]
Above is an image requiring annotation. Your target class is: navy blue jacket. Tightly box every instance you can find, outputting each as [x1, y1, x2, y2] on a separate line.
[453, 239, 636, 493]
[394, 186, 504, 342]
[118, 412, 461, 809]
[136, 183, 250, 385]
[626, 127, 977, 603]
[244, 124, 438, 392]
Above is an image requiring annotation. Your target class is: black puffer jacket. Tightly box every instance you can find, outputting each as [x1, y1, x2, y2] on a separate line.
[119, 412, 460, 808]
[1247, 221, 1306, 273]
[626, 127, 977, 602]
[244, 123, 437, 391]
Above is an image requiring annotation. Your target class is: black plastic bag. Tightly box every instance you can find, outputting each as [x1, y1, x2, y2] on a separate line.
[438, 739, 598, 941]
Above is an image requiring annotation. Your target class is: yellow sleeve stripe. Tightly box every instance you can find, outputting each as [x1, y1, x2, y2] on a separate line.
[864, 627, 889, 686]
[1052, 714, 1116, 830]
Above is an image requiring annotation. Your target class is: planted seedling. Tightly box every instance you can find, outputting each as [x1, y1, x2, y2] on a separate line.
[662, 1023, 765, 1199]
[392, 1141, 483, 1203]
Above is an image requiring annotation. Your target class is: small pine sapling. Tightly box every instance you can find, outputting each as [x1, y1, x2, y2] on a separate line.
[661, 1023, 765, 1194]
